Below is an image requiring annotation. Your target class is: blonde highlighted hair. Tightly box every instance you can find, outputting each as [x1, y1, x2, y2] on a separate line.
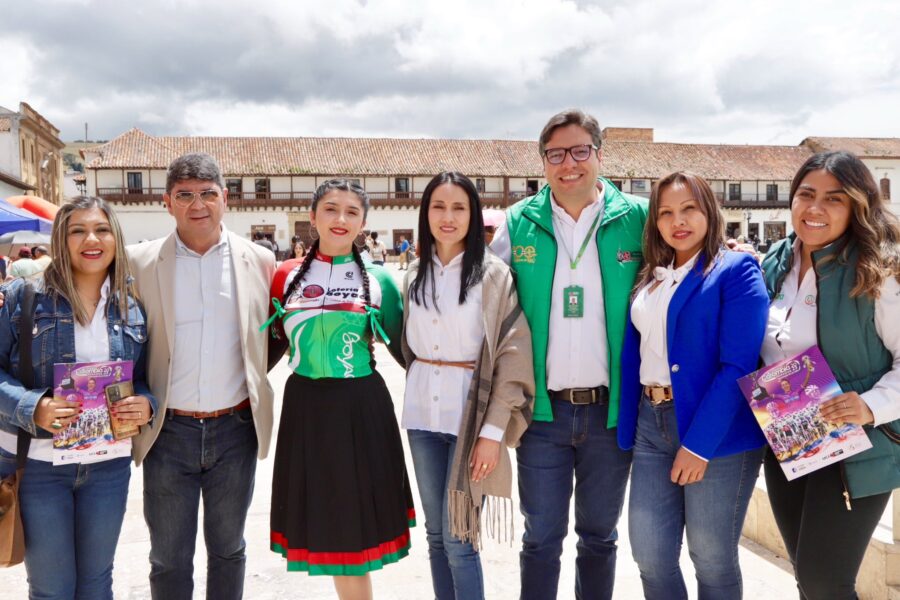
[42, 196, 138, 325]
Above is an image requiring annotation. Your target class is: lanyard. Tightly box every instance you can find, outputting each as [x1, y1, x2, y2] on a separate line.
[558, 211, 602, 270]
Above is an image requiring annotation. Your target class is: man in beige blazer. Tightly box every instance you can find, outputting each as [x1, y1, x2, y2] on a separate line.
[128, 152, 275, 600]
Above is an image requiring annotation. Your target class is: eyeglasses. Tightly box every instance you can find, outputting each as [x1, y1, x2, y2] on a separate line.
[542, 144, 598, 165]
[171, 189, 221, 206]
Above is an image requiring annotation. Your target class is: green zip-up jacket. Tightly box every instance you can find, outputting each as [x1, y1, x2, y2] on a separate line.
[504, 178, 648, 427]
[763, 235, 900, 499]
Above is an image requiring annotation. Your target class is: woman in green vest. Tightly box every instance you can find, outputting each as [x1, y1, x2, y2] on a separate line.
[760, 151, 900, 599]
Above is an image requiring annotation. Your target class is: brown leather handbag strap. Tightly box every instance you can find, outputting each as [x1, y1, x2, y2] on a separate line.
[15, 282, 36, 470]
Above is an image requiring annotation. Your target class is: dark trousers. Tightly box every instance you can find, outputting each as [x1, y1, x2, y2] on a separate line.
[763, 450, 890, 600]
[143, 407, 258, 600]
[517, 399, 632, 600]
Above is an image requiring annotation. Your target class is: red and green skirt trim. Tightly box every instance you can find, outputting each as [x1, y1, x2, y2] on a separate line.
[271, 509, 416, 576]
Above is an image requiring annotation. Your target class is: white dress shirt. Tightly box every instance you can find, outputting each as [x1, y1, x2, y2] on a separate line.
[401, 253, 503, 441]
[491, 185, 608, 390]
[167, 226, 248, 411]
[761, 238, 900, 426]
[631, 254, 700, 386]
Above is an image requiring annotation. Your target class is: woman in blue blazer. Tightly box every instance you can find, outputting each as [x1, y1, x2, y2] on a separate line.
[617, 172, 769, 600]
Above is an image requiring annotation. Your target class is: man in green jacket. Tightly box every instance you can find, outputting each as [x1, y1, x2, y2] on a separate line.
[491, 109, 648, 599]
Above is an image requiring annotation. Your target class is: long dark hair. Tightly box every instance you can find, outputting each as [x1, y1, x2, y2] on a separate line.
[409, 172, 486, 309]
[635, 171, 724, 293]
[282, 179, 372, 311]
[790, 151, 900, 298]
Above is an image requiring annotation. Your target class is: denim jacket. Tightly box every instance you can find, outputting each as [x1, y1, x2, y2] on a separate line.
[0, 277, 156, 440]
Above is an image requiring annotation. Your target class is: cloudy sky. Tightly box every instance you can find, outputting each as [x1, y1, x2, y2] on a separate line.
[3, 0, 899, 145]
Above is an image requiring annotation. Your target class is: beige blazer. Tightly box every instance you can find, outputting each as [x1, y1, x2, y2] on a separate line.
[127, 231, 276, 465]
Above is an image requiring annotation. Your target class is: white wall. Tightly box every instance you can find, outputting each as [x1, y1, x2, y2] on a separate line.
[0, 126, 22, 178]
[363, 207, 419, 240]
[0, 180, 28, 200]
[363, 177, 389, 193]
[508, 177, 544, 192]
[862, 158, 899, 216]
[269, 177, 291, 194]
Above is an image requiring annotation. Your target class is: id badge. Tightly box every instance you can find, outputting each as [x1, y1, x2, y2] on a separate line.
[563, 285, 584, 318]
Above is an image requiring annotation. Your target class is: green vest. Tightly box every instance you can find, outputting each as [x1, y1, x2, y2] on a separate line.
[506, 178, 648, 427]
[763, 235, 900, 498]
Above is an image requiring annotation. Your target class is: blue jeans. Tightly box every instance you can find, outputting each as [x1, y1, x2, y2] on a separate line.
[516, 399, 632, 600]
[0, 449, 130, 600]
[407, 429, 484, 600]
[628, 396, 763, 600]
[142, 408, 258, 600]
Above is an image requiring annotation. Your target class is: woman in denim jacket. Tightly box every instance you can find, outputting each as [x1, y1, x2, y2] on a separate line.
[0, 196, 155, 599]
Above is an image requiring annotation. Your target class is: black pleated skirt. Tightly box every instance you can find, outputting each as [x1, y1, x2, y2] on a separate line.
[270, 371, 415, 575]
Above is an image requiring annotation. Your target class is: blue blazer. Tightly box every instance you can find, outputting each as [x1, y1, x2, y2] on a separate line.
[617, 251, 768, 459]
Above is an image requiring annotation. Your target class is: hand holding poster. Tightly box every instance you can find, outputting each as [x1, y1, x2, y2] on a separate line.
[52, 361, 134, 465]
[738, 346, 871, 481]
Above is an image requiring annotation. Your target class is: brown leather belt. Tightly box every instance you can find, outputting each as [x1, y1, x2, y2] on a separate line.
[644, 385, 674, 405]
[549, 387, 609, 405]
[416, 357, 476, 370]
[167, 398, 251, 419]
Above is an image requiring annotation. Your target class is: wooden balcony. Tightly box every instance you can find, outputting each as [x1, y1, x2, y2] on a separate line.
[718, 192, 790, 209]
[97, 188, 531, 209]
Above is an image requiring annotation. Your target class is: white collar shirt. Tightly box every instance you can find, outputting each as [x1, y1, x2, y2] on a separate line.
[545, 185, 608, 391]
[631, 253, 700, 386]
[762, 238, 900, 426]
[167, 226, 248, 411]
[401, 253, 503, 441]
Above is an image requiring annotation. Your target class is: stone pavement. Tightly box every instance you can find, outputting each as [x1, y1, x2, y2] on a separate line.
[0, 263, 800, 599]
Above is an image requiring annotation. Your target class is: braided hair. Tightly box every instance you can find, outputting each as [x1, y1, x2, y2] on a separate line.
[282, 179, 373, 309]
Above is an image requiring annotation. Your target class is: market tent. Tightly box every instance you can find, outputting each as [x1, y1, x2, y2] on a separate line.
[5, 195, 58, 221]
[0, 198, 52, 234]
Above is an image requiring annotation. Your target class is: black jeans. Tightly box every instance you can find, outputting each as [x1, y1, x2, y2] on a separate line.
[763, 450, 890, 600]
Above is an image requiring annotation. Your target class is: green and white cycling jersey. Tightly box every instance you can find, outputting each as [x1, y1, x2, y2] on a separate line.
[269, 251, 404, 379]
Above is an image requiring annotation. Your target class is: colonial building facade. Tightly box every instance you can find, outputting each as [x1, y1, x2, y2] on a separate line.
[80, 127, 899, 249]
[0, 102, 65, 205]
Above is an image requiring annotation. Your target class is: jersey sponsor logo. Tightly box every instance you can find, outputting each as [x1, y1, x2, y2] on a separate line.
[512, 245, 537, 264]
[327, 287, 362, 300]
[344, 271, 355, 280]
[302, 284, 325, 298]
[337, 332, 361, 377]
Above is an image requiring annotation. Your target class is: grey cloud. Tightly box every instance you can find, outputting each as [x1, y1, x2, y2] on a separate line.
[5, 0, 899, 143]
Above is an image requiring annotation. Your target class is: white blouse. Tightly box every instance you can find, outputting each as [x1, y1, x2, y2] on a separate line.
[761, 238, 900, 426]
[631, 253, 699, 386]
[401, 253, 503, 441]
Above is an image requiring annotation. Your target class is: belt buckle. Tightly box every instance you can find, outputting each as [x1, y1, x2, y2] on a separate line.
[569, 388, 595, 405]
[645, 386, 673, 406]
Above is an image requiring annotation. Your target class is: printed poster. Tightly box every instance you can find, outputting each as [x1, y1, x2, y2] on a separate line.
[738, 346, 871, 481]
[52, 360, 134, 465]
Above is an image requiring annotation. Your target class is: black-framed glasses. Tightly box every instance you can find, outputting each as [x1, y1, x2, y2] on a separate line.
[542, 144, 598, 165]
[172, 189, 221, 206]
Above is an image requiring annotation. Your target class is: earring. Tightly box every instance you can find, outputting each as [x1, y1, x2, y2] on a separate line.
[309, 228, 319, 241]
